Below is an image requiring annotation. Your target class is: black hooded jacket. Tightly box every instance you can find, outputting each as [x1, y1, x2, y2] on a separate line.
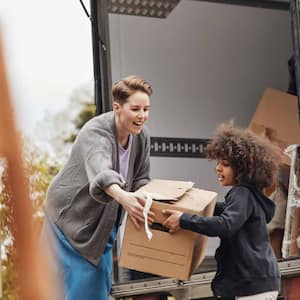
[180, 184, 280, 298]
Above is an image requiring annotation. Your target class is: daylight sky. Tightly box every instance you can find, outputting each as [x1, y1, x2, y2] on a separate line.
[0, 1, 93, 135]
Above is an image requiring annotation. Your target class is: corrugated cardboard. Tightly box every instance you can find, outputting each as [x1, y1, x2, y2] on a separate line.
[119, 179, 217, 281]
[249, 88, 300, 165]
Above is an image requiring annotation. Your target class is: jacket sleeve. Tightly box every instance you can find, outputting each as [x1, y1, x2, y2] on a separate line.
[131, 128, 151, 191]
[180, 187, 253, 238]
[214, 201, 226, 216]
[80, 127, 125, 204]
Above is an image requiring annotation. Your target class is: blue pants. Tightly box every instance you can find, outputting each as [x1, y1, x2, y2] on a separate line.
[42, 218, 116, 300]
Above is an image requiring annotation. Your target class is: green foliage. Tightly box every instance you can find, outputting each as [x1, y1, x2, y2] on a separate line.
[0, 160, 17, 300]
[65, 102, 96, 144]
[0, 146, 61, 299]
[74, 103, 96, 130]
[24, 147, 61, 229]
[0, 86, 94, 299]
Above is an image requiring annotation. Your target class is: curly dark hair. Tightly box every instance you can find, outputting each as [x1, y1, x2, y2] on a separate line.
[206, 122, 282, 190]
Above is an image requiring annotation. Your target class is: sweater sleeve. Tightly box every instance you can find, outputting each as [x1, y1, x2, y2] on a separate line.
[131, 128, 151, 191]
[80, 128, 125, 204]
[180, 187, 253, 238]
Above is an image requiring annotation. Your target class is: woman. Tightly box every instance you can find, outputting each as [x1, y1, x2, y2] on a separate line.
[43, 75, 155, 300]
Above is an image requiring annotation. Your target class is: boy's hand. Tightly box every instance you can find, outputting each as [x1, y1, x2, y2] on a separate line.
[162, 209, 183, 233]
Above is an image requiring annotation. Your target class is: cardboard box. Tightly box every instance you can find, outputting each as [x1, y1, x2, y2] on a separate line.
[119, 179, 217, 281]
[249, 88, 300, 165]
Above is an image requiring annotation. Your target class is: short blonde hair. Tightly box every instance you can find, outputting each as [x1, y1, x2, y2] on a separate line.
[112, 75, 152, 104]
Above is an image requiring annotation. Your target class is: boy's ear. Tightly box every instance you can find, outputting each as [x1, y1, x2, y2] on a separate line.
[112, 101, 120, 112]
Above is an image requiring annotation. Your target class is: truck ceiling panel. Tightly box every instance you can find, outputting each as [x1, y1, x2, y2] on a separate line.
[107, 0, 290, 18]
[107, 0, 181, 18]
[192, 0, 290, 10]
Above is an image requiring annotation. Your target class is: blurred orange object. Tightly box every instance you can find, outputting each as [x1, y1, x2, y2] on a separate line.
[0, 33, 60, 299]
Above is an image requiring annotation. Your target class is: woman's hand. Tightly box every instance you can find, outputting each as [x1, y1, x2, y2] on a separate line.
[162, 209, 183, 233]
[120, 191, 155, 229]
[105, 184, 154, 229]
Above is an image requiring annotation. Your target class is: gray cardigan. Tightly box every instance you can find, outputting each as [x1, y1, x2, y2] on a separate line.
[45, 111, 150, 265]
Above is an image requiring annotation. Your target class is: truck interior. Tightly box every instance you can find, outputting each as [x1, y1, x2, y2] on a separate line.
[83, 0, 300, 299]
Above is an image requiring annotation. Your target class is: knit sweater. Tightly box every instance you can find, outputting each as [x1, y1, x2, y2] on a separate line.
[45, 111, 150, 265]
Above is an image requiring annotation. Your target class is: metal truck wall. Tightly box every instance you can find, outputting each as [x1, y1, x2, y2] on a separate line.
[109, 0, 292, 213]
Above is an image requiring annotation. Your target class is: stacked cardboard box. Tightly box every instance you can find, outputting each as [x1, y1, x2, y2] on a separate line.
[249, 88, 300, 165]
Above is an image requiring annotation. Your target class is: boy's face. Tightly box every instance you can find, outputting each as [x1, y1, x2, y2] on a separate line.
[215, 159, 235, 186]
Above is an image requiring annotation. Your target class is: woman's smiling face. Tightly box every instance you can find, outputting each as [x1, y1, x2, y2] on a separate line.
[114, 91, 150, 140]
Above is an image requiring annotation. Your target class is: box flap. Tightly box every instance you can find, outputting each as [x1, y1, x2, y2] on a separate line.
[138, 179, 194, 200]
[249, 88, 300, 165]
[176, 188, 217, 212]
